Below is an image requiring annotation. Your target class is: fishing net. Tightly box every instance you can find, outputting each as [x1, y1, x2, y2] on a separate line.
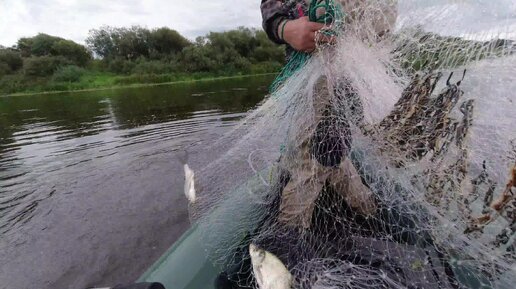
[188, 1, 516, 288]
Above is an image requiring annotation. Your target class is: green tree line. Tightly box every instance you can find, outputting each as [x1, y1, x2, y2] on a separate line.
[0, 26, 285, 94]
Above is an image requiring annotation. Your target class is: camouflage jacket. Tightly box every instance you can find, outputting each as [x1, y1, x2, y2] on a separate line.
[262, 1, 399, 45]
[260, 0, 307, 45]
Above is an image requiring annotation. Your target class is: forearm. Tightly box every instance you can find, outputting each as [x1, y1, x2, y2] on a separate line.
[261, 0, 289, 44]
[261, 0, 325, 53]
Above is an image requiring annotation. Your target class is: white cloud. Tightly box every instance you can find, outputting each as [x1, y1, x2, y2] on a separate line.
[0, 0, 263, 46]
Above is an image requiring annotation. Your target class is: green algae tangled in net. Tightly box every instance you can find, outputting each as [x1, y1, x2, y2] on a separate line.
[187, 1, 516, 288]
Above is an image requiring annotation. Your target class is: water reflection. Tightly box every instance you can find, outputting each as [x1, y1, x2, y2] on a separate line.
[0, 76, 271, 235]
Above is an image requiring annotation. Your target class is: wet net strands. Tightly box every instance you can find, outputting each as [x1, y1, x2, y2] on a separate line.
[188, 1, 516, 288]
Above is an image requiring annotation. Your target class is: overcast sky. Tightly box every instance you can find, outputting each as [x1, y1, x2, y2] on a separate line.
[0, 0, 262, 47]
[1, 0, 515, 47]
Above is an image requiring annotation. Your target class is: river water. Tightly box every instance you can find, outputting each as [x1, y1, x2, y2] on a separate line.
[0, 75, 272, 289]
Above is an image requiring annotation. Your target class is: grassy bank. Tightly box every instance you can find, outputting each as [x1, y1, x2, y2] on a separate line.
[2, 71, 278, 97]
[1, 27, 286, 96]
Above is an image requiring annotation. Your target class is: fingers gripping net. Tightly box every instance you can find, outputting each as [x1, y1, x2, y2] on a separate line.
[189, 1, 516, 288]
[270, 0, 346, 92]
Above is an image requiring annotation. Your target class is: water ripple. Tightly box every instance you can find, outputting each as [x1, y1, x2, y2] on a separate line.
[0, 78, 269, 235]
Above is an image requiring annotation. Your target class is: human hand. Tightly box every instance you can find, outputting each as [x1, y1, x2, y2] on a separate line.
[281, 16, 326, 53]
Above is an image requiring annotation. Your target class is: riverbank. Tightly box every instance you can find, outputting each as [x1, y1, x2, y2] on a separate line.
[1, 27, 286, 97]
[1, 72, 278, 97]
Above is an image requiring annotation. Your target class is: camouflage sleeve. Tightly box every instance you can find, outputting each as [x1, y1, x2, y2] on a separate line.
[261, 0, 288, 44]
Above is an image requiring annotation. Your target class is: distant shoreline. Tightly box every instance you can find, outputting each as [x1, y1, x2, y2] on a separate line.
[1, 27, 285, 98]
[1, 73, 277, 97]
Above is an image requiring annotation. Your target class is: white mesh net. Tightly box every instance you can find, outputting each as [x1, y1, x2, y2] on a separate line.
[187, 1, 516, 288]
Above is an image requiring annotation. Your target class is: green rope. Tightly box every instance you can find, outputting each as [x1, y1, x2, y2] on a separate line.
[270, 0, 345, 93]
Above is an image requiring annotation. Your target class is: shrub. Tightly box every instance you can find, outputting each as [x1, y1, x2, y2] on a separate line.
[44, 82, 70, 91]
[108, 58, 136, 74]
[88, 59, 108, 71]
[0, 74, 26, 93]
[23, 56, 70, 77]
[250, 61, 283, 74]
[28, 34, 63, 56]
[149, 27, 191, 55]
[179, 45, 218, 73]
[51, 40, 92, 66]
[52, 65, 85, 82]
[0, 49, 23, 72]
[251, 46, 285, 63]
[16, 34, 91, 66]
[232, 56, 252, 74]
[0, 62, 9, 77]
[131, 60, 174, 74]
